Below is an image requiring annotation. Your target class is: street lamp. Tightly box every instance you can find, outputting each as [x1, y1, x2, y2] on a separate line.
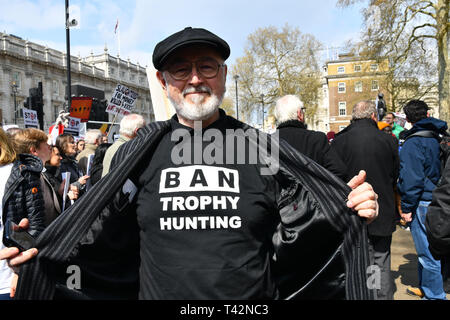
[11, 81, 18, 124]
[65, 0, 78, 112]
[260, 94, 265, 131]
[233, 74, 239, 120]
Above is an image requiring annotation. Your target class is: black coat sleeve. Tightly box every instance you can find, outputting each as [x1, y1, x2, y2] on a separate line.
[426, 157, 450, 259]
[319, 135, 348, 181]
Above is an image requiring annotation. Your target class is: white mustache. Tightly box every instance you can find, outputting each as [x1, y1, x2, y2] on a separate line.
[183, 86, 212, 96]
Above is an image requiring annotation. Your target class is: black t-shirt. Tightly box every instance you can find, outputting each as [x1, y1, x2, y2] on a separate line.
[135, 112, 280, 299]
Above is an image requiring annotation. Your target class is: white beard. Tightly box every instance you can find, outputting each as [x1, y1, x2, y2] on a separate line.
[168, 86, 224, 121]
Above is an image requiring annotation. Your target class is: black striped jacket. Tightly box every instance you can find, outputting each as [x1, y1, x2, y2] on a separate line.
[15, 118, 374, 300]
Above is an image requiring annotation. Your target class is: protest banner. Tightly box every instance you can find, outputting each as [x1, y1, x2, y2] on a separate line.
[64, 117, 82, 136]
[106, 84, 139, 117]
[23, 108, 39, 128]
[70, 97, 93, 122]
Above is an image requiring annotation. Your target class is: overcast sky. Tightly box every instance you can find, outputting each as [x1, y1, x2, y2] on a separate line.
[0, 0, 366, 68]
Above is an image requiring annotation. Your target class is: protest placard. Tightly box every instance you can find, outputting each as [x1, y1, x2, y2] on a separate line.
[64, 117, 82, 136]
[23, 108, 39, 128]
[106, 84, 139, 117]
[70, 97, 93, 122]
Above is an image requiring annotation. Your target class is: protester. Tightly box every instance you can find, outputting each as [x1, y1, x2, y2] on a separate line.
[89, 143, 112, 186]
[102, 114, 145, 177]
[12, 128, 63, 226]
[397, 99, 448, 300]
[0, 128, 19, 300]
[56, 133, 89, 197]
[426, 156, 450, 294]
[273, 95, 347, 180]
[331, 100, 399, 300]
[5, 27, 378, 300]
[75, 139, 85, 156]
[384, 112, 404, 139]
[76, 129, 102, 175]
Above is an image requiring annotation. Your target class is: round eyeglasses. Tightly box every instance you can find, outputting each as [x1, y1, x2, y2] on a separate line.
[166, 58, 225, 81]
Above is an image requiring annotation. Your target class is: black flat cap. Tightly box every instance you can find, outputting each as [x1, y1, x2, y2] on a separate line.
[152, 27, 230, 70]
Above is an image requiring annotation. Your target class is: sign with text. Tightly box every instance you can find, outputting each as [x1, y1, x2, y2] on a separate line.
[64, 117, 81, 136]
[23, 108, 39, 128]
[70, 97, 93, 122]
[106, 84, 139, 117]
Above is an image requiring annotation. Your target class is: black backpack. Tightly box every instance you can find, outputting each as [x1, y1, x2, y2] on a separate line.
[401, 130, 450, 180]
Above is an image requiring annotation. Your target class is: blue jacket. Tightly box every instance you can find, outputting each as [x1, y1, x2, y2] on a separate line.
[398, 117, 448, 213]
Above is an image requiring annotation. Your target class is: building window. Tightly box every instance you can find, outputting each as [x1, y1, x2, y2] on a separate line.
[354, 65, 362, 72]
[370, 64, 378, 71]
[110, 68, 115, 75]
[130, 74, 135, 81]
[12, 72, 21, 89]
[355, 81, 363, 92]
[338, 102, 347, 116]
[53, 80, 59, 95]
[338, 82, 346, 93]
[120, 71, 125, 78]
[53, 105, 60, 120]
[337, 66, 345, 74]
[372, 80, 379, 91]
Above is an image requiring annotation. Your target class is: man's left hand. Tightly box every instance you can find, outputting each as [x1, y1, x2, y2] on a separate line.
[346, 170, 379, 223]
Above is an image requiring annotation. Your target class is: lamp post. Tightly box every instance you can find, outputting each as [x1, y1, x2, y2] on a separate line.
[233, 74, 239, 120]
[65, 0, 73, 113]
[11, 81, 18, 124]
[260, 94, 265, 131]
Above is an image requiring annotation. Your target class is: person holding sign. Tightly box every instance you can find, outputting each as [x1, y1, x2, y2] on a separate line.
[55, 134, 89, 200]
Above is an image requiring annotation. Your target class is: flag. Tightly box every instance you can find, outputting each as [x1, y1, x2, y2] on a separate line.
[114, 19, 119, 34]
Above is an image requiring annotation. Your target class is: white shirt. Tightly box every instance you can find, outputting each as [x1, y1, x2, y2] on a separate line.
[0, 163, 14, 294]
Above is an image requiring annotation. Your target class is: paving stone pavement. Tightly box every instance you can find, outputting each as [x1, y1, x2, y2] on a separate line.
[391, 225, 450, 300]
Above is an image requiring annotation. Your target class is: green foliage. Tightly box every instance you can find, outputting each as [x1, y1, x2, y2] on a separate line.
[230, 24, 323, 123]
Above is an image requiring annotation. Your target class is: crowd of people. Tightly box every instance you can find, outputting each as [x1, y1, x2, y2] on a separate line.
[0, 27, 448, 301]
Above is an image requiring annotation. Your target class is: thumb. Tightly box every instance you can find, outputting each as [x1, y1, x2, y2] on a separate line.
[18, 218, 30, 230]
[347, 170, 366, 190]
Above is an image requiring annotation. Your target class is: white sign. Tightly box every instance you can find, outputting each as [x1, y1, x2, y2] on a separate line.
[106, 84, 139, 117]
[65, 117, 81, 135]
[23, 108, 39, 128]
[62, 172, 71, 211]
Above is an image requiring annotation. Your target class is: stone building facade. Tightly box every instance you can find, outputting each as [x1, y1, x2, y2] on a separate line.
[325, 54, 390, 133]
[0, 32, 154, 130]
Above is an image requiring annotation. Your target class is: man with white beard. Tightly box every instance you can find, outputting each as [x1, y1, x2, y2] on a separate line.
[4, 27, 379, 301]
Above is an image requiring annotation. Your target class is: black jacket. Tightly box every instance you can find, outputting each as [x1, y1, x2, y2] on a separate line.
[59, 154, 85, 194]
[276, 121, 347, 181]
[2, 154, 46, 238]
[426, 156, 450, 259]
[16, 116, 374, 300]
[331, 119, 399, 237]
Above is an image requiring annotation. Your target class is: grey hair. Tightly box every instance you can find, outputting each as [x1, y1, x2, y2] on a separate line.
[274, 95, 304, 124]
[352, 100, 377, 120]
[84, 129, 103, 144]
[119, 113, 146, 136]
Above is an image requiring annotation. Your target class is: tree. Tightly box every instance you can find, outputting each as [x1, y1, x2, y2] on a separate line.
[219, 97, 236, 118]
[230, 25, 323, 124]
[337, 0, 449, 122]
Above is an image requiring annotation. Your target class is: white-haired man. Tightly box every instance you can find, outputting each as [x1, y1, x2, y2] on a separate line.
[76, 129, 103, 175]
[4, 27, 379, 301]
[274, 94, 347, 180]
[102, 114, 145, 177]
